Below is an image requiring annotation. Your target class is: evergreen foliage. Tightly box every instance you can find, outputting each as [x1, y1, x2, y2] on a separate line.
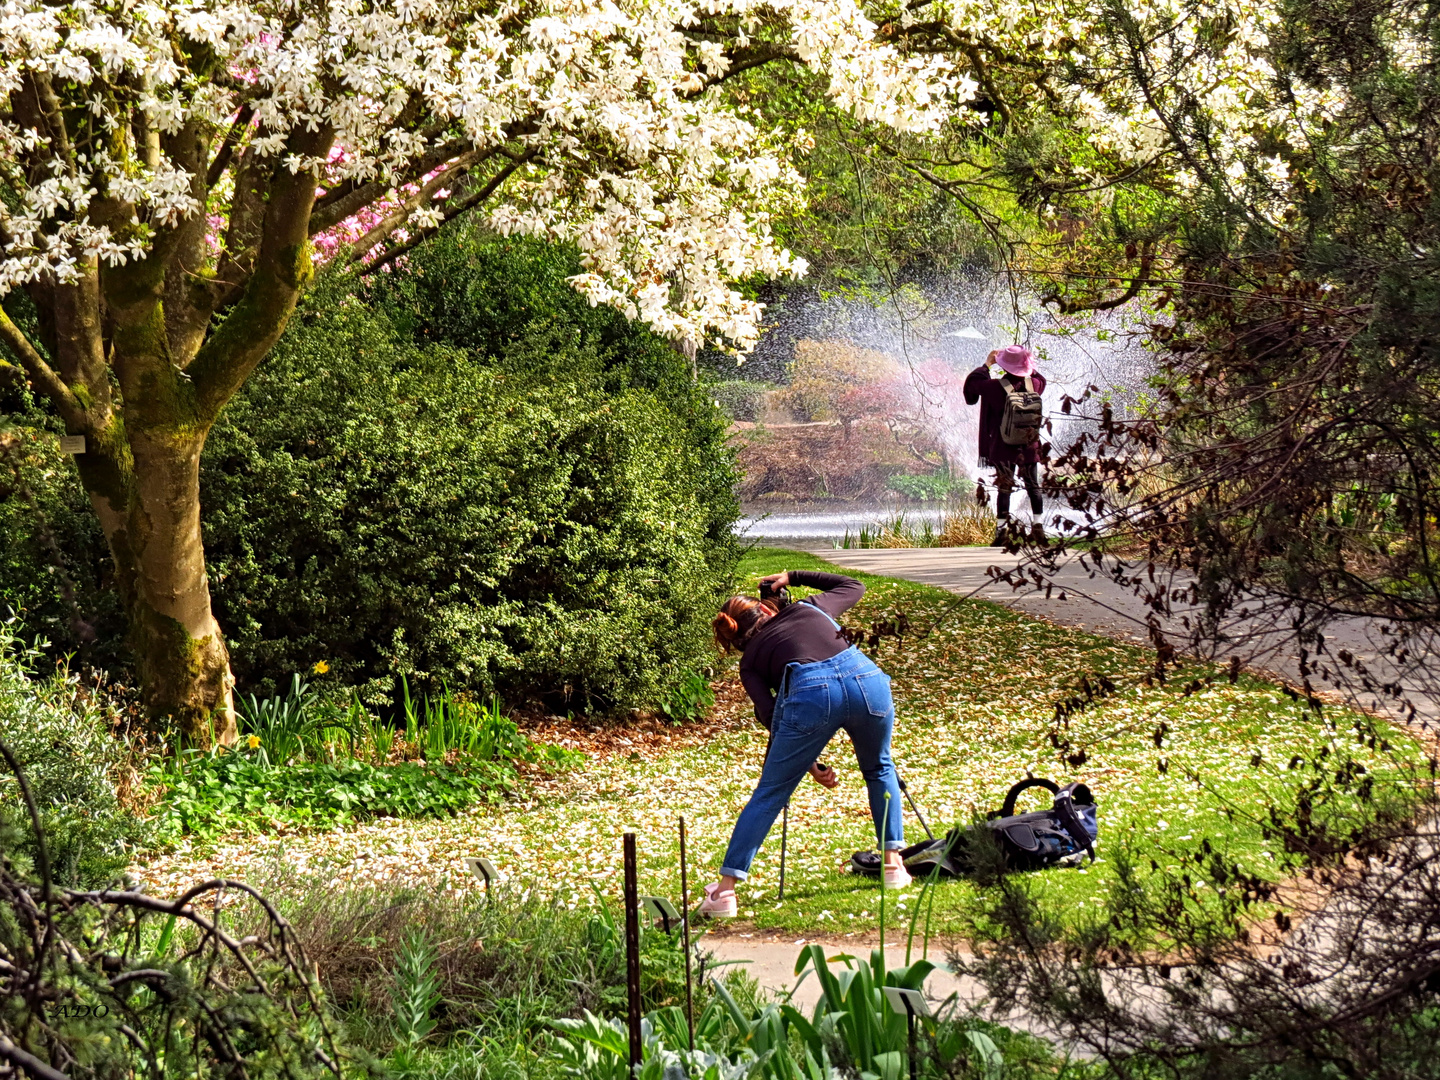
[0, 233, 739, 714]
[200, 255, 738, 710]
[0, 388, 126, 674]
[0, 629, 142, 887]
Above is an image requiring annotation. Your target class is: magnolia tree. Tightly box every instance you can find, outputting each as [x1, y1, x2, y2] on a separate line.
[0, 0, 1307, 741]
[0, 0, 976, 740]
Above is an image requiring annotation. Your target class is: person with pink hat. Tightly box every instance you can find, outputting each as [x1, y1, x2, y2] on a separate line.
[962, 344, 1047, 544]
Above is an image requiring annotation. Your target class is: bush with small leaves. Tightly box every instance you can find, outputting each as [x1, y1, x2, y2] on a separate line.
[0, 627, 143, 886]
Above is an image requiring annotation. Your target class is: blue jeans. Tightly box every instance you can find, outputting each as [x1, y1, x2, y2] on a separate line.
[720, 646, 904, 880]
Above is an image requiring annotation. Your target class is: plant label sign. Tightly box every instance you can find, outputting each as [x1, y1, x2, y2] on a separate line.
[464, 856, 498, 889]
[59, 435, 86, 454]
[639, 895, 682, 933]
[882, 986, 931, 1018]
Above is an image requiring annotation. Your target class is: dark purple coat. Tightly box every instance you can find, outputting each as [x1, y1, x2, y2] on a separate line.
[962, 366, 1047, 466]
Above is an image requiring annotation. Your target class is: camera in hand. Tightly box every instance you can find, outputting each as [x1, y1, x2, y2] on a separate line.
[758, 579, 792, 608]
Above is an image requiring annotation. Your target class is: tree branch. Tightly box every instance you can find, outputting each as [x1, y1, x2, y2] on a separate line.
[309, 138, 477, 234]
[189, 124, 336, 423]
[1041, 244, 1156, 313]
[0, 306, 85, 430]
[310, 112, 451, 215]
[0, 1034, 72, 1080]
[340, 150, 485, 260]
[206, 105, 253, 188]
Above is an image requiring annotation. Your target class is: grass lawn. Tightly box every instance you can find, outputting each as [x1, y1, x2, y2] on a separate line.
[133, 548, 1427, 944]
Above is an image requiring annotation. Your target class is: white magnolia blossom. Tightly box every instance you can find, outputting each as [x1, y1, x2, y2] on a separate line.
[941, 0, 1353, 222]
[0, 0, 968, 350]
[1, 0, 1383, 347]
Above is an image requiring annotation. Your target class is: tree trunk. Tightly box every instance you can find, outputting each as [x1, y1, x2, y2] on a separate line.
[67, 401, 238, 746]
[116, 434, 237, 745]
[2, 115, 327, 747]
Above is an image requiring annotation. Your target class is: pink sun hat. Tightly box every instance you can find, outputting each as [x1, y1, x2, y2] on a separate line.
[995, 344, 1034, 377]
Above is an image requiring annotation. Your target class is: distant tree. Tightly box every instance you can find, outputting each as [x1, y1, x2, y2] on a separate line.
[784, 339, 903, 441]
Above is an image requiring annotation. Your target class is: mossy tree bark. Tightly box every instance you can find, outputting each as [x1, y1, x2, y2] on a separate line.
[0, 107, 335, 744]
[0, 46, 549, 745]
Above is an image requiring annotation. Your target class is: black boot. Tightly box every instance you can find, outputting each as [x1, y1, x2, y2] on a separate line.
[992, 517, 1011, 547]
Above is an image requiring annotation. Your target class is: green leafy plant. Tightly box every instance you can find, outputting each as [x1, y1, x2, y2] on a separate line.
[234, 872, 700, 1061]
[661, 670, 716, 724]
[400, 680, 532, 763]
[550, 1009, 777, 1080]
[0, 625, 144, 886]
[152, 753, 518, 840]
[390, 928, 443, 1065]
[0, 421, 127, 674]
[240, 674, 362, 764]
[545, 945, 1015, 1080]
[364, 708, 397, 765]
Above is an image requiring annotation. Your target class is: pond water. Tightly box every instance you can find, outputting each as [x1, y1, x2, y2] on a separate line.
[738, 501, 948, 548]
[737, 499, 1101, 548]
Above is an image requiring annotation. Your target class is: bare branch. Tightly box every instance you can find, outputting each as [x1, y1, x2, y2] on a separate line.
[206, 105, 253, 188]
[341, 150, 486, 259]
[1040, 244, 1156, 313]
[309, 138, 478, 235]
[188, 124, 336, 423]
[357, 151, 534, 275]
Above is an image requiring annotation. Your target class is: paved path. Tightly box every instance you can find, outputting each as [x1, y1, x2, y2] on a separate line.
[706, 937, 977, 1013]
[807, 546, 1439, 727]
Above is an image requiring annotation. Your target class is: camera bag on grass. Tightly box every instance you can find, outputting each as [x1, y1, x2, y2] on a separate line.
[851, 778, 1097, 878]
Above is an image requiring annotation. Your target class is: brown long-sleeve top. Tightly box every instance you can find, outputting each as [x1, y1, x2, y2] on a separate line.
[738, 570, 865, 728]
[962, 365, 1048, 466]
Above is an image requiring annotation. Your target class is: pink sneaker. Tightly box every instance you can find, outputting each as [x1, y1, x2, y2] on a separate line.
[699, 881, 737, 918]
[882, 864, 912, 889]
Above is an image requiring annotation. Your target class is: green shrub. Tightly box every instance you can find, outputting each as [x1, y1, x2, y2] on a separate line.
[201, 271, 739, 711]
[1, 232, 740, 716]
[887, 469, 975, 502]
[361, 225, 697, 402]
[0, 626, 142, 886]
[0, 422, 126, 671]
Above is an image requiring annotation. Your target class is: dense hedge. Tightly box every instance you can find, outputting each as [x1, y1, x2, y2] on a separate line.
[0, 232, 740, 714]
[0, 373, 126, 673]
[204, 279, 738, 709]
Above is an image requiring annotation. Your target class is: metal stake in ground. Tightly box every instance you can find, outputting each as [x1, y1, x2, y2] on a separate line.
[622, 832, 642, 1069]
[678, 816, 695, 1053]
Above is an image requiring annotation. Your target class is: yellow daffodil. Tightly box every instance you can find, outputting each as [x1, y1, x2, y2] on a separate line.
[313, 660, 331, 674]
[247, 734, 261, 749]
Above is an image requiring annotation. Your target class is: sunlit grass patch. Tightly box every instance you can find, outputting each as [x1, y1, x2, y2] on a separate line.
[133, 548, 1430, 946]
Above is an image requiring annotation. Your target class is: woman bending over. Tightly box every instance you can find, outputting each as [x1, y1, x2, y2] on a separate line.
[699, 569, 908, 918]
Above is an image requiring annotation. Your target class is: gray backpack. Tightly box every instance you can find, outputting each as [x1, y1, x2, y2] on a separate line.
[999, 376, 1043, 445]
